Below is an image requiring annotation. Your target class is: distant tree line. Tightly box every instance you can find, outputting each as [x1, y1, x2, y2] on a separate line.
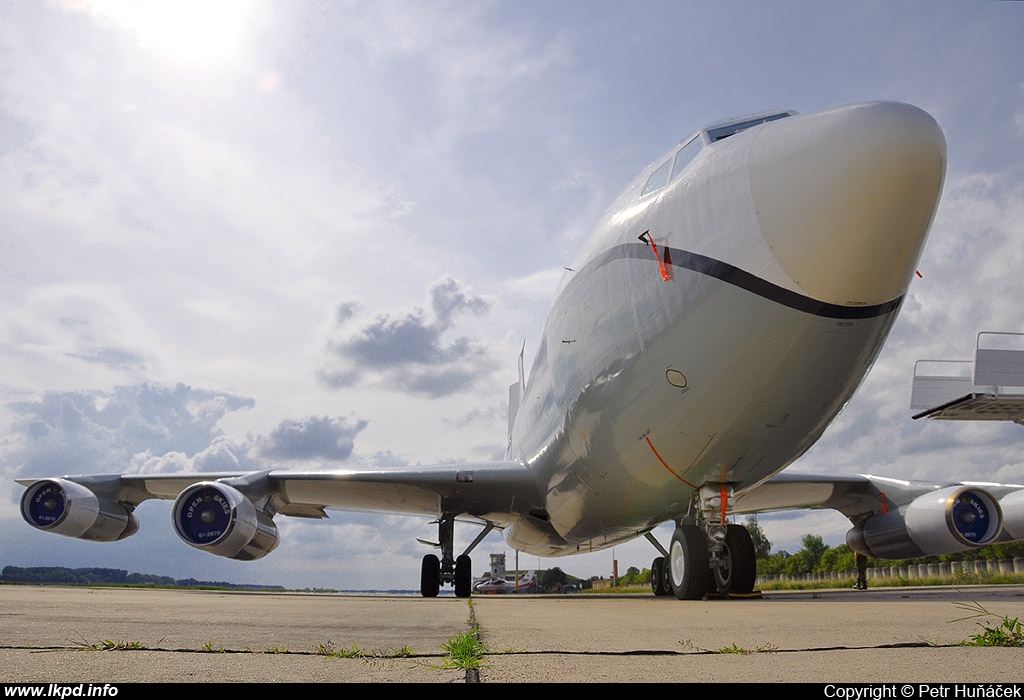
[0, 566, 283, 590]
[748, 514, 1024, 577]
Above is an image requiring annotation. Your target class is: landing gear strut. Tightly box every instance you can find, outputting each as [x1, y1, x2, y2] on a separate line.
[419, 513, 493, 598]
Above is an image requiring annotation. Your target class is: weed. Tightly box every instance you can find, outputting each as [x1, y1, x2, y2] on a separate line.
[334, 643, 366, 658]
[315, 640, 366, 658]
[965, 616, 1024, 647]
[680, 638, 776, 654]
[715, 643, 750, 654]
[441, 631, 487, 670]
[316, 640, 414, 659]
[70, 633, 146, 651]
[97, 640, 143, 650]
[952, 593, 1024, 647]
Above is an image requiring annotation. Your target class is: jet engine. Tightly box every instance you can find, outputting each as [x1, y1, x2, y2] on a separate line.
[999, 489, 1024, 540]
[20, 478, 139, 542]
[847, 486, 1002, 559]
[172, 482, 279, 561]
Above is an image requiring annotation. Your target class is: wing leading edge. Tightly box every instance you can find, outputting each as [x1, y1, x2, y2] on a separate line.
[17, 460, 545, 565]
[17, 460, 542, 522]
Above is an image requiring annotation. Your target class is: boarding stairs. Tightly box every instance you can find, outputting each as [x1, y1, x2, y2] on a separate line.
[911, 332, 1024, 424]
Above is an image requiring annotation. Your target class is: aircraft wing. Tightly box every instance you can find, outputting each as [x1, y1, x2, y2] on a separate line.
[16, 461, 544, 556]
[732, 472, 889, 519]
[733, 471, 1024, 557]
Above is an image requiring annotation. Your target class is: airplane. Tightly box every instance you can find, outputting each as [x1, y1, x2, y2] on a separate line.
[472, 577, 519, 594]
[18, 101, 1024, 600]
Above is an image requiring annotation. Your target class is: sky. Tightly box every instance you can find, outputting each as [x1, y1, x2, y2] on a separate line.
[1, 0, 1023, 591]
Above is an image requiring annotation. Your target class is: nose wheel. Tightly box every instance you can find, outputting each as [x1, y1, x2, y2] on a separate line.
[668, 524, 709, 600]
[650, 556, 672, 596]
[711, 524, 756, 595]
[650, 484, 758, 599]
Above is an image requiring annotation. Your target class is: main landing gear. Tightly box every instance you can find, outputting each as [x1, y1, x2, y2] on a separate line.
[419, 513, 494, 598]
[649, 484, 757, 600]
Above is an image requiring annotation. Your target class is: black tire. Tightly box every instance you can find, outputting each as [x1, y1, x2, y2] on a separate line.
[651, 557, 668, 596]
[660, 554, 673, 596]
[455, 554, 473, 598]
[718, 524, 757, 595]
[420, 554, 440, 598]
[655, 556, 673, 596]
[669, 524, 709, 600]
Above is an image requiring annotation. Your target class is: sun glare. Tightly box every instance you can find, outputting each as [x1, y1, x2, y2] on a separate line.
[86, 0, 254, 65]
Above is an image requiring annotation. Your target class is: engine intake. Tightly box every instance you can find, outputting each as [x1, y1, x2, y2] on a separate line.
[20, 479, 139, 542]
[172, 482, 279, 561]
[848, 486, 1002, 559]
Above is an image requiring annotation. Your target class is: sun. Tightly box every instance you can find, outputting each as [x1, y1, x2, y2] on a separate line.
[86, 0, 254, 65]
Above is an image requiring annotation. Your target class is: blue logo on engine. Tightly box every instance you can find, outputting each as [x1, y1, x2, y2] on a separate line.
[178, 486, 230, 544]
[952, 491, 989, 541]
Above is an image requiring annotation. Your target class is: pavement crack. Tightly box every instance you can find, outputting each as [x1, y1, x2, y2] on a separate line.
[477, 641, 939, 657]
[464, 600, 482, 684]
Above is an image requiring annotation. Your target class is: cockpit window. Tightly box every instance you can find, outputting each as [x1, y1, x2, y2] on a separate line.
[671, 136, 703, 181]
[705, 110, 793, 142]
[640, 159, 672, 197]
[640, 111, 792, 198]
[641, 135, 706, 197]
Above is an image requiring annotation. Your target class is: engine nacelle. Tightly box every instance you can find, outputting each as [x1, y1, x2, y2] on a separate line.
[172, 482, 279, 561]
[20, 479, 139, 542]
[999, 489, 1024, 540]
[847, 486, 1002, 559]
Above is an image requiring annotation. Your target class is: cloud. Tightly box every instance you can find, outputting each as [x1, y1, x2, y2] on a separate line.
[3, 383, 255, 477]
[69, 347, 147, 371]
[3, 383, 378, 485]
[261, 415, 367, 462]
[319, 276, 497, 397]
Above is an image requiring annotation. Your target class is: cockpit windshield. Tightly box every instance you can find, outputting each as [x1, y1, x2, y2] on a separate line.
[704, 110, 795, 142]
[638, 110, 794, 199]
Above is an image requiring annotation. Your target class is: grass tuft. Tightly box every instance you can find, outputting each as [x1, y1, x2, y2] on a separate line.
[952, 593, 1024, 647]
[441, 631, 487, 670]
[70, 632, 147, 651]
[714, 643, 750, 654]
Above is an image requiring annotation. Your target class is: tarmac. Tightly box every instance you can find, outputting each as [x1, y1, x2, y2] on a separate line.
[2, 584, 1024, 684]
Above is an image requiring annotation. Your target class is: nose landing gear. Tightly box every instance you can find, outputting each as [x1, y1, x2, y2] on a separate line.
[649, 484, 758, 600]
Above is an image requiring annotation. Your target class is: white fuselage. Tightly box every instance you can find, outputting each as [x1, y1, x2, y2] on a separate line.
[505, 102, 946, 556]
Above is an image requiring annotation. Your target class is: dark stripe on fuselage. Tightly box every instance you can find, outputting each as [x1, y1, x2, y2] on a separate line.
[588, 242, 903, 320]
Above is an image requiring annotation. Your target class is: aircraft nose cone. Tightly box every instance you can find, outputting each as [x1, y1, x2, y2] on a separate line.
[749, 102, 946, 306]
